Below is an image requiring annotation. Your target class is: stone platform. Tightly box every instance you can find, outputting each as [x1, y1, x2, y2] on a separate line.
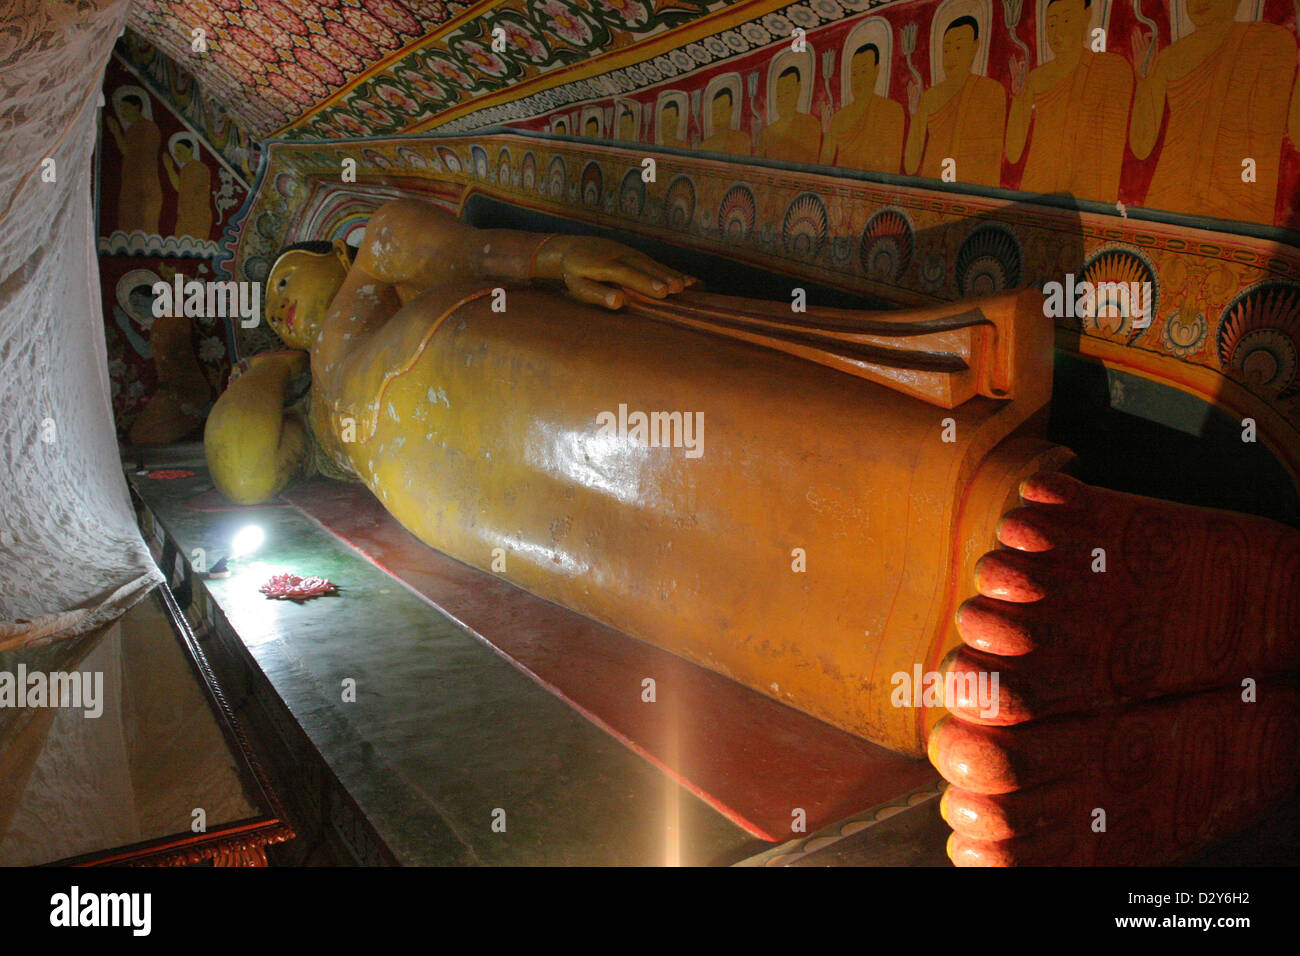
[126, 451, 949, 866]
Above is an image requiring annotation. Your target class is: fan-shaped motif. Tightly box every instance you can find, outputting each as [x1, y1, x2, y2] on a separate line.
[362, 148, 392, 170]
[663, 175, 696, 230]
[716, 183, 756, 243]
[1218, 281, 1300, 397]
[619, 168, 646, 218]
[470, 144, 489, 179]
[956, 224, 1022, 297]
[858, 209, 914, 282]
[547, 155, 567, 199]
[581, 161, 603, 206]
[434, 146, 462, 172]
[1077, 245, 1158, 340]
[521, 151, 537, 191]
[496, 148, 511, 185]
[781, 192, 829, 261]
[396, 146, 428, 169]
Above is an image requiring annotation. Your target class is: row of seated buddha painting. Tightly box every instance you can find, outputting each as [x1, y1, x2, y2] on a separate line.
[547, 0, 1300, 227]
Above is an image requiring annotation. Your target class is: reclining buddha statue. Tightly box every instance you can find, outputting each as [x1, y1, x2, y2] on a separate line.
[206, 197, 1299, 865]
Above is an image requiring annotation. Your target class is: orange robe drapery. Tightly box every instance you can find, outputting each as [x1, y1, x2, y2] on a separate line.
[116, 119, 161, 235]
[1144, 22, 1294, 225]
[824, 95, 906, 174]
[758, 113, 823, 165]
[174, 159, 212, 240]
[1020, 51, 1133, 202]
[920, 73, 1006, 187]
[700, 126, 751, 156]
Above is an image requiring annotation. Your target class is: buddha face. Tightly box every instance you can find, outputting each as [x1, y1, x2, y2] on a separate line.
[941, 23, 978, 77]
[119, 98, 141, 124]
[1186, 0, 1236, 26]
[850, 47, 879, 98]
[175, 140, 193, 164]
[617, 109, 635, 139]
[775, 68, 801, 116]
[710, 91, 732, 133]
[661, 103, 679, 138]
[585, 117, 599, 137]
[1045, 0, 1089, 57]
[264, 242, 351, 350]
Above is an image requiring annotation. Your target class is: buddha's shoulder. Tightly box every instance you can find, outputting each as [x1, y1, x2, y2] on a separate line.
[1239, 20, 1295, 57]
[873, 94, 905, 120]
[1086, 49, 1136, 82]
[967, 73, 1007, 106]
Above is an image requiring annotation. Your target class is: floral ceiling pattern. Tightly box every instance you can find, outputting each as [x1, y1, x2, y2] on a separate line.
[122, 0, 884, 140]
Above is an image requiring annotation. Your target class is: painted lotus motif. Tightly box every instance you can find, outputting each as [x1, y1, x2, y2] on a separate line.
[539, 0, 593, 46]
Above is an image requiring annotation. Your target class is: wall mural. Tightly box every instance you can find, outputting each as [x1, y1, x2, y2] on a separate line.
[97, 57, 248, 442]
[118, 0, 1300, 233]
[115, 33, 262, 184]
[499, 0, 1300, 232]
[230, 131, 1300, 488]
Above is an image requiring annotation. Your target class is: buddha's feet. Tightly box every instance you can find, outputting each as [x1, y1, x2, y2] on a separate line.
[929, 472, 1300, 865]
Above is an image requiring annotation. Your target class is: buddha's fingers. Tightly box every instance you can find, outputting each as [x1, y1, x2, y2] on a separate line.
[564, 274, 624, 310]
[621, 252, 692, 292]
[586, 258, 672, 298]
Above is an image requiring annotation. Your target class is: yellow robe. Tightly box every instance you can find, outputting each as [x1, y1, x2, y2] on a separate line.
[699, 126, 751, 156]
[920, 73, 1007, 187]
[757, 112, 823, 165]
[823, 94, 906, 174]
[174, 160, 212, 240]
[1144, 22, 1294, 224]
[117, 119, 161, 234]
[1020, 50, 1133, 202]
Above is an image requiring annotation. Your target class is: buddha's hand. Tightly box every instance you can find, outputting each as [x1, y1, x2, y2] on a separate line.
[537, 235, 696, 310]
[1131, 26, 1158, 79]
[244, 348, 309, 378]
[1009, 55, 1027, 96]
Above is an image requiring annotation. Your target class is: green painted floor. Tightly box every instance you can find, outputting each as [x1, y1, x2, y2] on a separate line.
[132, 466, 781, 865]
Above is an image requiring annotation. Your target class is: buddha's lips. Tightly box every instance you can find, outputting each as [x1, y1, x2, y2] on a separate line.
[284, 302, 297, 331]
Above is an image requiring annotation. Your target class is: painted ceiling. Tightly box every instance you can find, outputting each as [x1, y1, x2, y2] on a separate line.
[123, 0, 886, 140]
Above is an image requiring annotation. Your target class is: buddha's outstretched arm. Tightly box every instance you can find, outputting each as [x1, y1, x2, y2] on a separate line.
[353, 198, 692, 308]
[313, 198, 696, 391]
[205, 351, 310, 504]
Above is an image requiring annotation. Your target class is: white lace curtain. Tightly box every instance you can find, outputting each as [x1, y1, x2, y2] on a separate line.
[0, 0, 163, 648]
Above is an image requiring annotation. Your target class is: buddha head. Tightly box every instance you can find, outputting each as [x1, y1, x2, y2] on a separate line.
[849, 44, 880, 99]
[774, 65, 802, 118]
[173, 136, 195, 165]
[617, 106, 636, 140]
[119, 94, 143, 125]
[264, 240, 353, 350]
[585, 116, 600, 138]
[710, 88, 733, 135]
[1186, 0, 1236, 26]
[941, 16, 980, 78]
[1045, 0, 1091, 59]
[660, 101, 680, 140]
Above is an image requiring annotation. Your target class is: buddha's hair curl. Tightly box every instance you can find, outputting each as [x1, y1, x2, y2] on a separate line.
[269, 240, 358, 274]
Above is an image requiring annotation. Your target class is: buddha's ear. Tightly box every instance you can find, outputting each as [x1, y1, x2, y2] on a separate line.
[332, 238, 352, 273]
